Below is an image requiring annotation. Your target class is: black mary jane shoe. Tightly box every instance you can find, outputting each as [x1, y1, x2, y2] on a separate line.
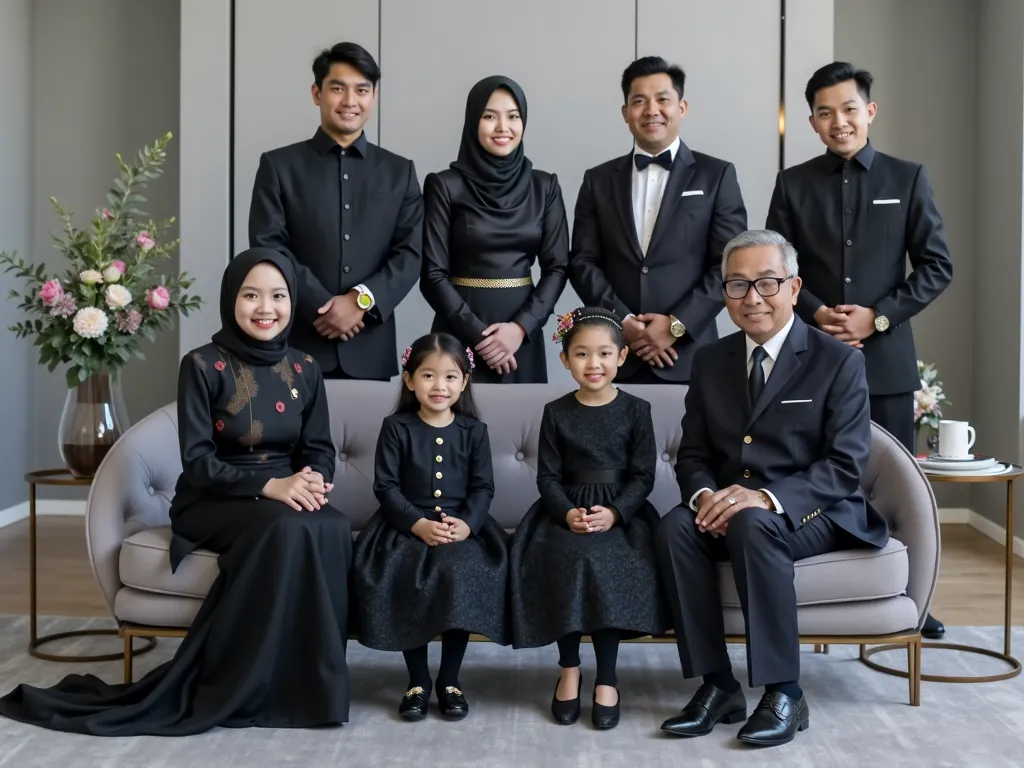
[551, 674, 582, 725]
[591, 687, 620, 730]
[398, 685, 431, 721]
[736, 691, 809, 747]
[437, 685, 469, 720]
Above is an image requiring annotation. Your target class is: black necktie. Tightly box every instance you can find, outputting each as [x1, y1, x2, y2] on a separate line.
[634, 150, 672, 172]
[749, 346, 768, 404]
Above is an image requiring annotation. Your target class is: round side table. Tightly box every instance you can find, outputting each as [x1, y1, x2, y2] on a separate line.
[861, 463, 1023, 683]
[26, 469, 155, 663]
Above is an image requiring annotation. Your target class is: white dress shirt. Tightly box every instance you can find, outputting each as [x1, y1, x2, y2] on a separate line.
[688, 314, 796, 517]
[632, 135, 680, 255]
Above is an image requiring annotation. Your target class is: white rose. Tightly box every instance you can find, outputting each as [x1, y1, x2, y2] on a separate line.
[79, 269, 103, 285]
[102, 266, 122, 283]
[72, 307, 109, 339]
[105, 284, 132, 309]
[916, 389, 937, 411]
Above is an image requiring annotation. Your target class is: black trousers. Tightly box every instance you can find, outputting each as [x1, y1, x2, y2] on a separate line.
[656, 505, 847, 688]
[869, 392, 915, 454]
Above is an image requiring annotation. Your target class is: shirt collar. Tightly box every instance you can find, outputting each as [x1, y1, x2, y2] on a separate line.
[746, 313, 795, 364]
[634, 135, 680, 161]
[311, 126, 368, 157]
[826, 138, 875, 171]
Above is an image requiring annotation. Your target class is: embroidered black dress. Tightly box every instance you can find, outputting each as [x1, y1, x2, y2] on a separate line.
[509, 390, 669, 647]
[353, 412, 510, 649]
[0, 344, 353, 735]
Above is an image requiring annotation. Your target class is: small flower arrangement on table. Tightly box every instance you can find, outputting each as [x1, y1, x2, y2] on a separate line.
[915, 360, 949, 452]
[0, 133, 202, 388]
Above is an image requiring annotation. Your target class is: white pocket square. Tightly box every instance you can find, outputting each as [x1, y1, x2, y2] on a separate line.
[780, 399, 813, 404]
[872, 198, 900, 205]
[681, 190, 704, 197]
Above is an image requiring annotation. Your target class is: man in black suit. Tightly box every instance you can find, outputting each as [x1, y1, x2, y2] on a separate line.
[249, 42, 422, 380]
[657, 229, 888, 747]
[765, 61, 952, 638]
[569, 56, 747, 383]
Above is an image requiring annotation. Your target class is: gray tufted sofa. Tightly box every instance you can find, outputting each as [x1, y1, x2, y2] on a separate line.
[86, 381, 938, 702]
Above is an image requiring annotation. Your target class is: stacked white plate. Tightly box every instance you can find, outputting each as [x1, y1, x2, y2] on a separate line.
[917, 455, 1010, 476]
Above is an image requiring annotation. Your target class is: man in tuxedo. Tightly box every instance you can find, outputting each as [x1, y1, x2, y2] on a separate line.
[657, 229, 889, 747]
[249, 42, 422, 380]
[569, 56, 747, 383]
[766, 61, 952, 638]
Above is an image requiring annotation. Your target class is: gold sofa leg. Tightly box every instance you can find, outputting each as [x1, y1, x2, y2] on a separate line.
[123, 631, 133, 684]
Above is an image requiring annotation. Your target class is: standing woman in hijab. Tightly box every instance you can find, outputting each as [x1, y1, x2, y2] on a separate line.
[421, 75, 569, 383]
[0, 248, 354, 735]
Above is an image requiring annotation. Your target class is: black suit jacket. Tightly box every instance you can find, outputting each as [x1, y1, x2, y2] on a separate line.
[676, 316, 889, 547]
[248, 129, 423, 380]
[766, 142, 952, 395]
[569, 140, 747, 383]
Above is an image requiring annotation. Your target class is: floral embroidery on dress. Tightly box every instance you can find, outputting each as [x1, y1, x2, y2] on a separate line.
[293, 362, 302, 373]
[272, 358, 296, 391]
[275, 401, 285, 413]
[240, 419, 264, 449]
[214, 360, 225, 372]
[191, 352, 206, 370]
[258, 452, 269, 463]
[215, 419, 225, 431]
[303, 354, 313, 363]
[226, 365, 258, 415]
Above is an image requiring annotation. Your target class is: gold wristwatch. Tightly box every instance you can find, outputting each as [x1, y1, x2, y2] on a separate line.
[873, 312, 890, 332]
[669, 316, 685, 338]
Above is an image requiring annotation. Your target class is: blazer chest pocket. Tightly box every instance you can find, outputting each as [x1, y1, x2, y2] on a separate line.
[777, 399, 816, 415]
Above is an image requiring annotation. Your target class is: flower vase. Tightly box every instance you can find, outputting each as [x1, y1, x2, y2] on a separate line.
[57, 371, 131, 478]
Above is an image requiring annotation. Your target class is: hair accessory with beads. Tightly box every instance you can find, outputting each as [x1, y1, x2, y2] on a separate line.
[465, 347, 476, 371]
[401, 346, 412, 368]
[552, 311, 575, 343]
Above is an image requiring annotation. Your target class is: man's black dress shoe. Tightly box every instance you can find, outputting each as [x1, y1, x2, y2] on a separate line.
[551, 675, 582, 724]
[591, 688, 620, 730]
[922, 613, 946, 639]
[660, 683, 747, 737]
[737, 690, 808, 746]
[399, 685, 430, 721]
[437, 685, 469, 720]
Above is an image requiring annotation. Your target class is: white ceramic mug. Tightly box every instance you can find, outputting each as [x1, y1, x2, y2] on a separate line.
[938, 420, 976, 457]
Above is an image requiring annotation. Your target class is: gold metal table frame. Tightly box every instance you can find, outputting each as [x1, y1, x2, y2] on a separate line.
[860, 464, 1023, 683]
[26, 469, 155, 663]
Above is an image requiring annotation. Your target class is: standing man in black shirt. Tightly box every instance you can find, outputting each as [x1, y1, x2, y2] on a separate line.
[766, 61, 952, 638]
[249, 42, 423, 381]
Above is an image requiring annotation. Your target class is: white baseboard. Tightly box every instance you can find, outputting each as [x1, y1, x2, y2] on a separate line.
[0, 499, 86, 529]
[964, 510, 1024, 560]
[939, 507, 972, 524]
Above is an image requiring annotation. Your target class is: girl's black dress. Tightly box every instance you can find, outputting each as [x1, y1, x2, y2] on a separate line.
[509, 390, 669, 647]
[353, 411, 510, 649]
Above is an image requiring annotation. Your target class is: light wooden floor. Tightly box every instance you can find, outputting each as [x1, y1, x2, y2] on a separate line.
[0, 517, 1022, 624]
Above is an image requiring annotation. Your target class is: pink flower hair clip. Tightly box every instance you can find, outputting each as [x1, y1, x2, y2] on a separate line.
[401, 346, 412, 368]
[465, 347, 476, 371]
[552, 311, 575, 343]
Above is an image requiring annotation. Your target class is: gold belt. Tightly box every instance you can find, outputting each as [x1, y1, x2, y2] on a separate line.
[451, 276, 533, 288]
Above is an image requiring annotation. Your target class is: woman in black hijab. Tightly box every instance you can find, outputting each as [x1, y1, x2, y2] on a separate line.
[420, 75, 569, 383]
[0, 248, 353, 735]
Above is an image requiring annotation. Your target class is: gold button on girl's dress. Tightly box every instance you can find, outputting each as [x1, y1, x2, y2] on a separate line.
[436, 472, 442, 479]
[435, 455, 442, 463]
[436, 437, 443, 445]
[434, 489, 441, 497]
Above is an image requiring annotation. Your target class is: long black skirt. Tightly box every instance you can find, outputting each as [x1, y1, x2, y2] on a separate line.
[430, 282, 547, 384]
[509, 489, 669, 648]
[352, 511, 510, 650]
[0, 499, 353, 735]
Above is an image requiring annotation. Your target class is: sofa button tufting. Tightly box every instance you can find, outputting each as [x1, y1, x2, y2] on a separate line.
[147, 486, 154, 496]
[661, 452, 670, 462]
[515, 451, 524, 461]
[338, 452, 347, 462]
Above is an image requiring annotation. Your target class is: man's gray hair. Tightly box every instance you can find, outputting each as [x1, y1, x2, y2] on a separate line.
[721, 229, 799, 279]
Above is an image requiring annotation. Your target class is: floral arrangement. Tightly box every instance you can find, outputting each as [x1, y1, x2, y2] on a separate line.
[552, 310, 576, 343]
[1, 133, 202, 388]
[914, 360, 949, 430]
[401, 345, 476, 371]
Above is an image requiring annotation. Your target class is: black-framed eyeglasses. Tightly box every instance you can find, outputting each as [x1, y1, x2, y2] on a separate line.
[724, 276, 793, 300]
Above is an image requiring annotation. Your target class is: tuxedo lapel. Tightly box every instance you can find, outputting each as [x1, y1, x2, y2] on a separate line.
[746, 319, 809, 427]
[646, 141, 695, 256]
[613, 154, 644, 263]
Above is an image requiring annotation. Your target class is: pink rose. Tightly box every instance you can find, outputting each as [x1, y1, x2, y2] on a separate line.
[146, 285, 170, 310]
[136, 232, 156, 251]
[102, 208, 114, 219]
[111, 260, 126, 273]
[38, 279, 64, 307]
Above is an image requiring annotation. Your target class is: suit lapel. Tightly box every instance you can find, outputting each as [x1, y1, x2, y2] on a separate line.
[646, 141, 695, 256]
[746, 318, 809, 427]
[725, 333, 752, 420]
[613, 153, 645, 263]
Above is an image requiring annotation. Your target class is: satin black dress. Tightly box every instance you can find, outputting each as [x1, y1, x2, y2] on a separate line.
[0, 344, 353, 735]
[509, 390, 669, 647]
[352, 412, 510, 649]
[420, 169, 569, 384]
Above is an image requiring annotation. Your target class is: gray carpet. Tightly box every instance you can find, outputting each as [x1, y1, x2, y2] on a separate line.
[0, 615, 1022, 767]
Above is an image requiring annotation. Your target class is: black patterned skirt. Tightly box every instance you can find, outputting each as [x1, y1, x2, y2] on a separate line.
[509, 479, 669, 648]
[352, 511, 511, 650]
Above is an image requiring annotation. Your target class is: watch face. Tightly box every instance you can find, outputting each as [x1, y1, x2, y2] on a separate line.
[875, 315, 889, 332]
[357, 293, 371, 309]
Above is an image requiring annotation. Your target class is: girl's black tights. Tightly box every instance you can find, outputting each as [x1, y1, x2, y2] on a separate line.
[402, 629, 471, 690]
[556, 629, 621, 687]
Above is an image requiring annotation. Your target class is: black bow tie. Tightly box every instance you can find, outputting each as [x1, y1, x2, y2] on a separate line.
[634, 150, 672, 172]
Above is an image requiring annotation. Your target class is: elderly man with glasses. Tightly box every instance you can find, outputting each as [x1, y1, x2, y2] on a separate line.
[655, 229, 890, 747]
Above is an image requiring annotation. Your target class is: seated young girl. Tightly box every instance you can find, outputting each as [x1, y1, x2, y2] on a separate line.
[0, 248, 353, 735]
[353, 332, 509, 722]
[509, 307, 668, 730]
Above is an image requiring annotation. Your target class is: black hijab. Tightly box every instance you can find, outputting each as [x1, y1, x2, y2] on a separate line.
[210, 248, 297, 366]
[449, 75, 533, 209]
